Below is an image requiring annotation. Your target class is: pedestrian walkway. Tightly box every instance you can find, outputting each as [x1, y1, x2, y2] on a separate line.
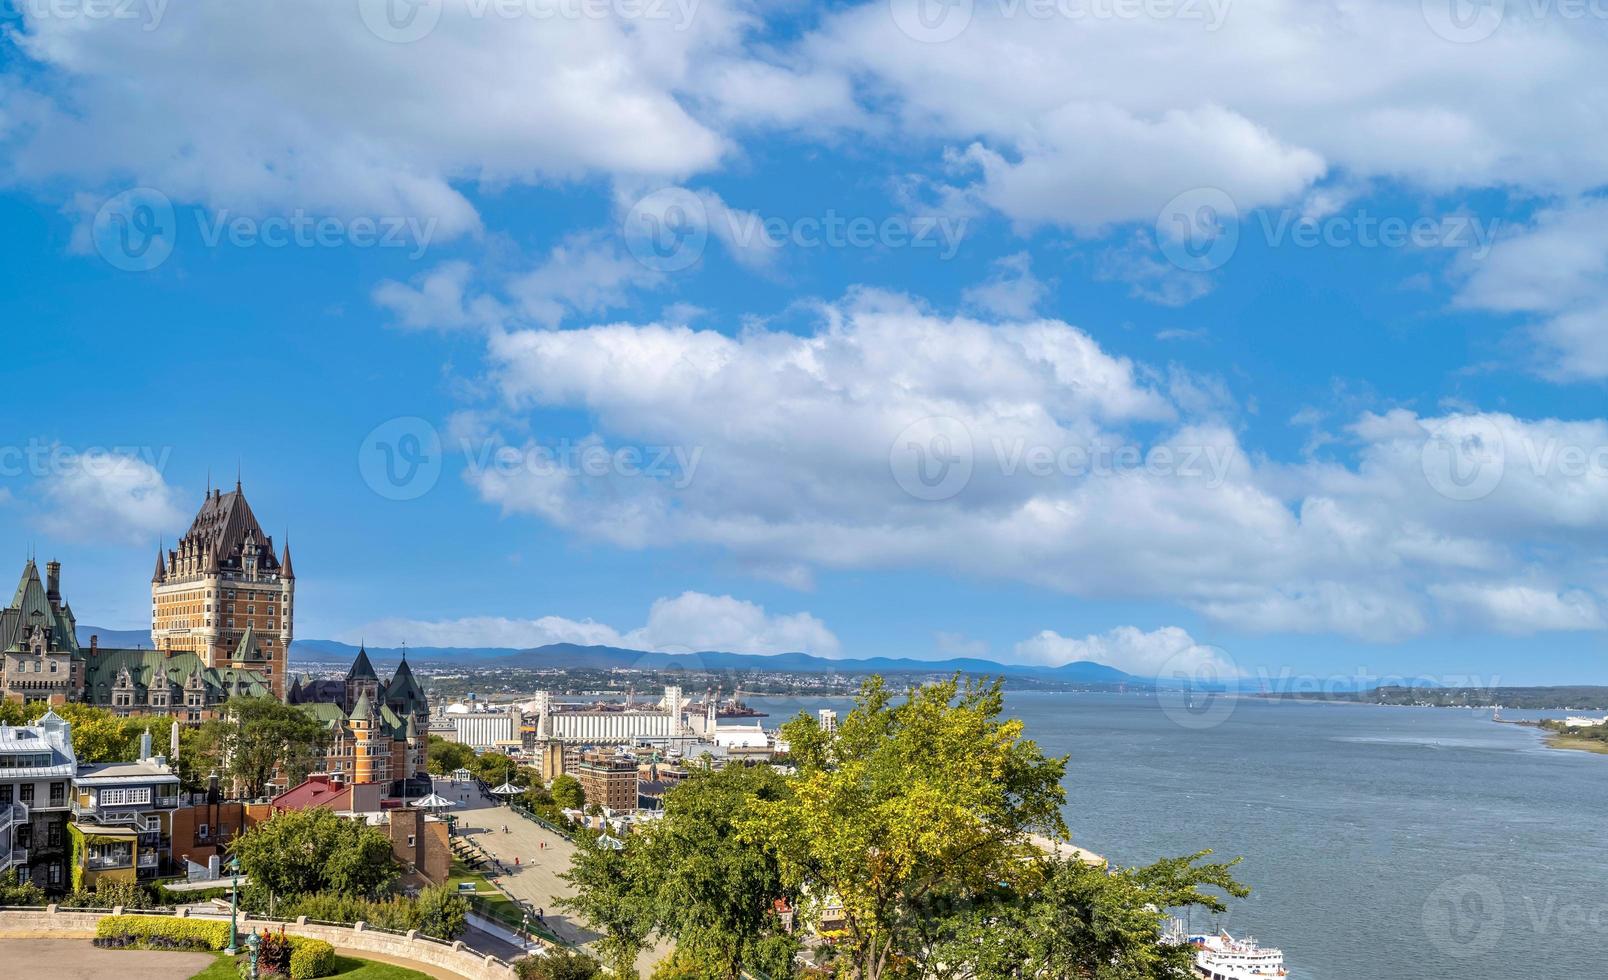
[445, 779, 672, 973]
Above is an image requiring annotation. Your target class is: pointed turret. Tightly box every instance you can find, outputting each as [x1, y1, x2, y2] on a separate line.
[280, 540, 295, 580]
[152, 544, 167, 583]
[349, 688, 373, 721]
[346, 644, 378, 683]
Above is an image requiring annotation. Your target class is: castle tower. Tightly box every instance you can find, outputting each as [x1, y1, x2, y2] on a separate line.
[151, 481, 294, 697]
[349, 690, 377, 784]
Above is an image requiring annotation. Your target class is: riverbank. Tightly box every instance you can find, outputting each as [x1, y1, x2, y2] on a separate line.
[1546, 733, 1608, 755]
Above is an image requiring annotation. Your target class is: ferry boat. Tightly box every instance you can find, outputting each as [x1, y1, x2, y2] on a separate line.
[1166, 921, 1289, 980]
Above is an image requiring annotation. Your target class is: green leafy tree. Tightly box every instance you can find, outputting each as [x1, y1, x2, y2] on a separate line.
[515, 947, 602, 980]
[0, 868, 45, 905]
[415, 883, 472, 940]
[741, 676, 1069, 980]
[550, 774, 585, 811]
[633, 765, 798, 980]
[229, 806, 398, 912]
[560, 832, 655, 979]
[202, 696, 330, 799]
[426, 735, 477, 776]
[918, 852, 1248, 980]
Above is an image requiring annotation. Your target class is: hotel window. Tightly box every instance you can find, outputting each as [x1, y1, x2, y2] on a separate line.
[19, 783, 33, 802]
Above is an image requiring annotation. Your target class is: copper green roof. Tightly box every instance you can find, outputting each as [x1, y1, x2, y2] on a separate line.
[82, 648, 269, 704]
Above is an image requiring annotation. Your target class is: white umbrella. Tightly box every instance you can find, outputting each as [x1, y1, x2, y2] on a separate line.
[411, 792, 457, 810]
[489, 781, 522, 796]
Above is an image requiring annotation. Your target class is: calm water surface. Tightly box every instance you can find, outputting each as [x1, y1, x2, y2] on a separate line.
[751, 692, 1604, 978]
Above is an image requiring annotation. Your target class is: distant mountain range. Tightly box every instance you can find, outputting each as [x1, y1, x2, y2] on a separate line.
[288, 636, 1141, 685]
[80, 625, 1133, 683]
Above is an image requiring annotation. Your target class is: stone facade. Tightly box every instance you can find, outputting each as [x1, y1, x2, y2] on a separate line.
[151, 482, 294, 697]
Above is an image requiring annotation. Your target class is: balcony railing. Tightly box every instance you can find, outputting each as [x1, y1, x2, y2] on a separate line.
[11, 847, 29, 865]
[86, 855, 133, 871]
[136, 852, 160, 868]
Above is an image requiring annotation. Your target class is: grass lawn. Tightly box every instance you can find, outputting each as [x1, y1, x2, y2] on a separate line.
[188, 952, 433, 979]
[1548, 733, 1608, 755]
[446, 858, 526, 930]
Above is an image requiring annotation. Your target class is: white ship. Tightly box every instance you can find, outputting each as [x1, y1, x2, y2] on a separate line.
[1166, 921, 1289, 980]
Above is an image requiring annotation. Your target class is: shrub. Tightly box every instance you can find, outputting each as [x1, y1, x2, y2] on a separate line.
[0, 868, 45, 906]
[93, 914, 230, 951]
[516, 947, 602, 980]
[287, 937, 336, 979]
[414, 883, 471, 940]
[258, 930, 294, 975]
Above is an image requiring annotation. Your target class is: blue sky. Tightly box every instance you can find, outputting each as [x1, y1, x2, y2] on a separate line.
[2, 0, 1607, 685]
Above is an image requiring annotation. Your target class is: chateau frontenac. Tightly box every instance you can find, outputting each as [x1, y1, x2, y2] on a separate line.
[0, 482, 427, 789]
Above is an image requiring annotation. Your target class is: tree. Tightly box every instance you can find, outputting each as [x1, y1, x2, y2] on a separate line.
[515, 947, 601, 980]
[633, 765, 798, 980]
[426, 735, 476, 776]
[230, 806, 398, 911]
[560, 832, 655, 978]
[914, 852, 1248, 980]
[550, 774, 585, 811]
[741, 676, 1069, 980]
[415, 883, 472, 940]
[202, 696, 330, 799]
[0, 868, 45, 905]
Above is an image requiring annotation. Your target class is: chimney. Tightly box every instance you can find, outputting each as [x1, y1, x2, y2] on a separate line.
[45, 560, 61, 609]
[90, 634, 99, 654]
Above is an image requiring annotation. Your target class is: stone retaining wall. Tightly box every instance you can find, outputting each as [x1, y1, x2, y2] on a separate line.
[0, 907, 520, 980]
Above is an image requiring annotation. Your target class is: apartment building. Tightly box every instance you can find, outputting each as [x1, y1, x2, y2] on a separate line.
[0, 709, 76, 890]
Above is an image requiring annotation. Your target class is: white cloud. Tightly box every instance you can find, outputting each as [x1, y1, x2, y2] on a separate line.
[1430, 582, 1605, 634]
[1453, 197, 1608, 380]
[347, 591, 840, 656]
[961, 252, 1048, 318]
[34, 450, 183, 545]
[453, 291, 1608, 642]
[3, 1, 741, 234]
[1013, 625, 1239, 678]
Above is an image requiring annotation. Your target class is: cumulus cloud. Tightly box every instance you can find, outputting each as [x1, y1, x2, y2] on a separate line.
[1014, 625, 1239, 678]
[2, 0, 740, 234]
[34, 450, 184, 545]
[347, 591, 840, 656]
[1453, 197, 1608, 380]
[1430, 582, 1606, 634]
[450, 291, 1608, 641]
[961, 252, 1048, 319]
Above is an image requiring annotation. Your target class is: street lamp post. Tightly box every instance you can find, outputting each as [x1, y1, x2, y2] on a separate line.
[225, 856, 242, 955]
[244, 929, 261, 980]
